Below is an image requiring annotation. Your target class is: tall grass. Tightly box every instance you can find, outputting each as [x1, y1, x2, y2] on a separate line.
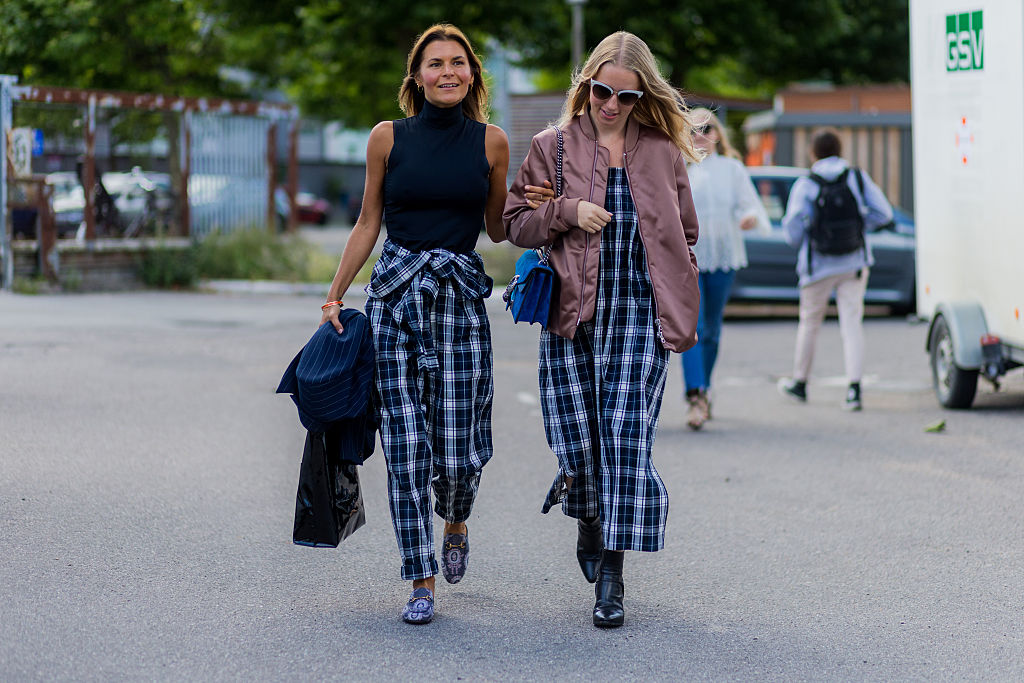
[140, 228, 523, 290]
[195, 229, 339, 282]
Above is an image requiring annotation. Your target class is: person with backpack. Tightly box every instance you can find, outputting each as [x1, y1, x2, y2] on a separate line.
[777, 129, 893, 410]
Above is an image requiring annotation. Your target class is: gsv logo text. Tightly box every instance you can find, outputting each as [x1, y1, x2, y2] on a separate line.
[946, 11, 984, 71]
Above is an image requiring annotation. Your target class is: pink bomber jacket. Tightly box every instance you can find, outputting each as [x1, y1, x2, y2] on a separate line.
[503, 112, 701, 352]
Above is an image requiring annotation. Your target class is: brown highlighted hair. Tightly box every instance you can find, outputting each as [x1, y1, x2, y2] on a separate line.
[556, 31, 702, 163]
[398, 24, 488, 123]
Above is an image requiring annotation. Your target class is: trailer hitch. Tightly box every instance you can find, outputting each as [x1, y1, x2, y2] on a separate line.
[980, 334, 1005, 389]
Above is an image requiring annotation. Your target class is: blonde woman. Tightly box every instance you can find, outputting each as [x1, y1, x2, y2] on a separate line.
[681, 108, 770, 430]
[504, 31, 702, 628]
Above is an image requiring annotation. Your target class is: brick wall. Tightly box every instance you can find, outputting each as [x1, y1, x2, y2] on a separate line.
[12, 239, 193, 291]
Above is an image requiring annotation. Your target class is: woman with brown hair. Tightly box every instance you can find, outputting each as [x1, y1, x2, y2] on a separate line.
[320, 24, 550, 625]
[680, 108, 770, 430]
[504, 31, 702, 627]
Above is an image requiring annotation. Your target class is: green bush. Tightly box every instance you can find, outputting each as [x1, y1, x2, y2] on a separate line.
[194, 228, 338, 282]
[141, 243, 199, 289]
[181, 228, 521, 288]
[12, 276, 46, 295]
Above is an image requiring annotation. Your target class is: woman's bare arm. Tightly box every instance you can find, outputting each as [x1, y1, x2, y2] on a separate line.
[483, 124, 510, 243]
[321, 121, 393, 330]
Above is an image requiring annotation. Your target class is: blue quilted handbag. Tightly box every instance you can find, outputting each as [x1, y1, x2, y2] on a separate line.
[503, 125, 563, 328]
[503, 249, 555, 326]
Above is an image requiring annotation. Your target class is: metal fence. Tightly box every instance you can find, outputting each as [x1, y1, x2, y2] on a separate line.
[1, 75, 299, 290]
[188, 113, 272, 238]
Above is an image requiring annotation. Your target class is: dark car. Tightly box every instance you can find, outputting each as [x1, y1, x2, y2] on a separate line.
[297, 192, 331, 225]
[732, 166, 916, 313]
[274, 188, 331, 226]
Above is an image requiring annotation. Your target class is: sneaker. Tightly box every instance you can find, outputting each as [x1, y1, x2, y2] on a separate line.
[778, 378, 807, 402]
[401, 587, 434, 624]
[440, 529, 468, 584]
[844, 383, 862, 411]
[686, 391, 709, 430]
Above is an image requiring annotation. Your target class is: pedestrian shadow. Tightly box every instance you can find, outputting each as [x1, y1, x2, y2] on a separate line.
[314, 585, 844, 679]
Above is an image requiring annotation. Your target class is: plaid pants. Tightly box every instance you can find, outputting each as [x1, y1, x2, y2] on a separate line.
[366, 240, 494, 580]
[539, 167, 670, 552]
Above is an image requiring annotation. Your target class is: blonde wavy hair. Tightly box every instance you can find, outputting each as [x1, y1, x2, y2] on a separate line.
[557, 31, 702, 163]
[398, 24, 489, 123]
[690, 107, 742, 160]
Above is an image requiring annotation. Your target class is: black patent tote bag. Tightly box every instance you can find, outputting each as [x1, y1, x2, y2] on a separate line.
[293, 431, 365, 547]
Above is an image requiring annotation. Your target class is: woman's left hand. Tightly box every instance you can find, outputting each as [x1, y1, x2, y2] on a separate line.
[525, 180, 555, 209]
[739, 214, 758, 230]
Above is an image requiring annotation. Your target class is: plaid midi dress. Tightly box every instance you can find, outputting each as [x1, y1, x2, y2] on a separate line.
[539, 167, 671, 552]
[365, 240, 494, 580]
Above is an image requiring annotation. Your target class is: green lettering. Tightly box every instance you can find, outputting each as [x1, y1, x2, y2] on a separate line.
[945, 11, 985, 72]
[946, 15, 958, 71]
[971, 10, 984, 69]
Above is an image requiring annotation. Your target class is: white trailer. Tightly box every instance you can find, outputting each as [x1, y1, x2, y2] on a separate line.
[910, 0, 1024, 408]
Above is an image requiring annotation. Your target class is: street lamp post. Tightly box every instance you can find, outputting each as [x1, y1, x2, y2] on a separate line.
[1, 75, 17, 291]
[566, 0, 587, 69]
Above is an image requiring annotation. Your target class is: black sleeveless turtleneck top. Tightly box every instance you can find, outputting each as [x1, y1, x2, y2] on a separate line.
[383, 100, 490, 254]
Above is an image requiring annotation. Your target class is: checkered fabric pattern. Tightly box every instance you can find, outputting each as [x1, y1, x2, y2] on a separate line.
[539, 167, 670, 552]
[366, 240, 494, 580]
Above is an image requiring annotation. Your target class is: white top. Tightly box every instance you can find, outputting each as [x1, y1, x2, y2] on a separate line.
[687, 153, 770, 272]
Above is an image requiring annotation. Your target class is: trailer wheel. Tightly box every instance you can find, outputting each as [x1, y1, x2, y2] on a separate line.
[929, 315, 978, 409]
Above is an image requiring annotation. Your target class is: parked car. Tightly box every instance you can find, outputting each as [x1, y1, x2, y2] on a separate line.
[45, 168, 174, 238]
[730, 166, 917, 313]
[103, 168, 175, 225]
[274, 187, 331, 226]
[297, 191, 331, 225]
[51, 184, 85, 237]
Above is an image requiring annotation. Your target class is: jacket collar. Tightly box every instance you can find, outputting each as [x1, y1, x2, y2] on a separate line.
[575, 107, 641, 153]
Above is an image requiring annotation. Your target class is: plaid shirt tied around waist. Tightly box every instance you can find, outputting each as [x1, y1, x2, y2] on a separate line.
[366, 240, 493, 374]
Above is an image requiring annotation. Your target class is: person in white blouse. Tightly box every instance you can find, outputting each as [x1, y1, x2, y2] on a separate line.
[682, 108, 770, 430]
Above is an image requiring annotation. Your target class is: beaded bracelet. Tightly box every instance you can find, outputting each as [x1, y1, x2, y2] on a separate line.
[321, 300, 344, 311]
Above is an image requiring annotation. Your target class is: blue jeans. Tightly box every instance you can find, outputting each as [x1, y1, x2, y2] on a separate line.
[681, 269, 736, 393]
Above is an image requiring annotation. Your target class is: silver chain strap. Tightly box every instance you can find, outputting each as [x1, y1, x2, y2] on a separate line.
[535, 126, 563, 266]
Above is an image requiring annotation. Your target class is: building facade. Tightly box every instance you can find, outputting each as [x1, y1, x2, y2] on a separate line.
[743, 84, 913, 211]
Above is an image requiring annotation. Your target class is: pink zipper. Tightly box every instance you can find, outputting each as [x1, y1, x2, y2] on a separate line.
[622, 151, 666, 345]
[575, 140, 600, 327]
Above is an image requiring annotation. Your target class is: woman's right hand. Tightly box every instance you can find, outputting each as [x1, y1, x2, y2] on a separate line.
[321, 304, 344, 333]
[577, 200, 612, 234]
[524, 180, 555, 209]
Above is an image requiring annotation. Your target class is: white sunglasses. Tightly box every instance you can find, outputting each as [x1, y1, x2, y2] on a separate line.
[589, 79, 644, 106]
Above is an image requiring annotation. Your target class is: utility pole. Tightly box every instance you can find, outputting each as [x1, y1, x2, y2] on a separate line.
[1, 75, 17, 291]
[567, 0, 587, 69]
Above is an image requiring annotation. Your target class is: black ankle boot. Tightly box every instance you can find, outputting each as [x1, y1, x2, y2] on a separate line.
[576, 516, 603, 583]
[593, 550, 624, 627]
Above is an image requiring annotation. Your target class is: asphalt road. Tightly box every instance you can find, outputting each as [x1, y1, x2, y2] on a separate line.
[2, 291, 1022, 682]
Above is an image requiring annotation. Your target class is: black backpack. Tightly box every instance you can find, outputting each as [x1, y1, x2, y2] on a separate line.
[806, 168, 866, 273]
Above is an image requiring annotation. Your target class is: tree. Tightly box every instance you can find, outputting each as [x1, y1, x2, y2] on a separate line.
[202, 0, 908, 126]
[1, 0, 910, 127]
[0, 0, 242, 233]
[201, 0, 563, 126]
[0, 0, 235, 94]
